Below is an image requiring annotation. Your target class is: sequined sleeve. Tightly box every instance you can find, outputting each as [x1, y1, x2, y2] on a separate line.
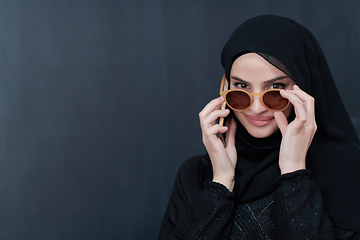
[177, 181, 236, 240]
[273, 169, 335, 240]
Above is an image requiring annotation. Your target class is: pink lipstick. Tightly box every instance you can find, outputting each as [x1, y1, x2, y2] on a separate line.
[244, 114, 274, 127]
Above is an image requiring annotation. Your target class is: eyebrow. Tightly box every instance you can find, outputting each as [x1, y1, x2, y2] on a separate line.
[230, 76, 289, 85]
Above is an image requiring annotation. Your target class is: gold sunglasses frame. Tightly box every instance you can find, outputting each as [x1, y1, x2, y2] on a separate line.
[219, 74, 290, 112]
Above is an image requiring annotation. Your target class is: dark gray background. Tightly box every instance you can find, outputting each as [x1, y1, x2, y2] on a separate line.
[0, 1, 359, 239]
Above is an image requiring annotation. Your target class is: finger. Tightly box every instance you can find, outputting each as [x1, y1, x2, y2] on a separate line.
[274, 111, 288, 134]
[290, 86, 317, 136]
[199, 96, 225, 121]
[280, 90, 307, 122]
[280, 89, 309, 131]
[288, 85, 308, 101]
[205, 124, 228, 136]
[280, 89, 304, 106]
[283, 86, 316, 122]
[291, 85, 315, 105]
[293, 99, 307, 121]
[289, 100, 308, 130]
[201, 108, 230, 128]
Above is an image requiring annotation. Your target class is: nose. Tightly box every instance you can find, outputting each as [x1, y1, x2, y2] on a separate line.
[249, 96, 268, 114]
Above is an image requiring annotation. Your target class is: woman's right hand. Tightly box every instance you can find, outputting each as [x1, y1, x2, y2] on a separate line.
[199, 96, 237, 191]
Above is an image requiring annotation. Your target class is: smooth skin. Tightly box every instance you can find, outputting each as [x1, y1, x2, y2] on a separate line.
[199, 53, 317, 191]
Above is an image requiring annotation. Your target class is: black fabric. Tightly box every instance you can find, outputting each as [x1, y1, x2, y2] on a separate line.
[231, 191, 277, 239]
[158, 156, 213, 240]
[175, 167, 334, 240]
[220, 15, 360, 234]
[230, 109, 290, 203]
[158, 156, 359, 239]
[178, 181, 236, 240]
[273, 170, 334, 239]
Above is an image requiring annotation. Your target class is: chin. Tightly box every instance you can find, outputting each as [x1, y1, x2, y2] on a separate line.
[246, 127, 278, 138]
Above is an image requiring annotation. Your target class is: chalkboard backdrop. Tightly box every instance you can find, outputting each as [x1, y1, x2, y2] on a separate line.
[0, 1, 359, 239]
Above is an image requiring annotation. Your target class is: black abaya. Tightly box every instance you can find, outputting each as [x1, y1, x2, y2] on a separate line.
[159, 15, 360, 239]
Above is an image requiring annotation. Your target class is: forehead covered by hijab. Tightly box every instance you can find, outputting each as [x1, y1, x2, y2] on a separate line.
[221, 15, 315, 92]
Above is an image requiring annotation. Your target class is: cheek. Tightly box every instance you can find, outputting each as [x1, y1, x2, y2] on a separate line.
[232, 111, 247, 128]
[233, 111, 245, 122]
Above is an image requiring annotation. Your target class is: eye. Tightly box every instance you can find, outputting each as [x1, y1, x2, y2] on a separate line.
[268, 83, 286, 90]
[234, 82, 249, 89]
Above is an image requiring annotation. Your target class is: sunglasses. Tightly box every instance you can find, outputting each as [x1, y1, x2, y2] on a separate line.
[219, 74, 290, 112]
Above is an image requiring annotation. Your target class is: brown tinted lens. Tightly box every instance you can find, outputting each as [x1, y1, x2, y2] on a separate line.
[226, 91, 251, 110]
[263, 90, 289, 110]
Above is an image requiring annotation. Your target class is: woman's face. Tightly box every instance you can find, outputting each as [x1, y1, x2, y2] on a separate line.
[229, 53, 295, 138]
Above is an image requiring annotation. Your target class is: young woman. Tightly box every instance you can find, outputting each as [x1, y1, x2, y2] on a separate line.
[158, 15, 360, 240]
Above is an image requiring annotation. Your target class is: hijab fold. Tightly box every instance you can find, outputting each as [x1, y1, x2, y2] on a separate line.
[221, 15, 360, 233]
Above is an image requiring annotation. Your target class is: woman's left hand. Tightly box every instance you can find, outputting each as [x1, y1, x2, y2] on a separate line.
[274, 85, 317, 174]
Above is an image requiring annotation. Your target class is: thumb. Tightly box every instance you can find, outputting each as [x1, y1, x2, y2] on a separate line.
[274, 111, 288, 135]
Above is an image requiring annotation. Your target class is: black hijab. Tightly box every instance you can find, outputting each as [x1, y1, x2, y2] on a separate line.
[221, 15, 360, 233]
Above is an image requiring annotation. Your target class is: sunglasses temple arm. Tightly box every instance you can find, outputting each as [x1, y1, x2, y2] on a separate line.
[219, 102, 227, 126]
[218, 101, 227, 148]
[217, 74, 228, 148]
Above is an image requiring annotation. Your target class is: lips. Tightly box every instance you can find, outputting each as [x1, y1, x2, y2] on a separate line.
[244, 114, 275, 127]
